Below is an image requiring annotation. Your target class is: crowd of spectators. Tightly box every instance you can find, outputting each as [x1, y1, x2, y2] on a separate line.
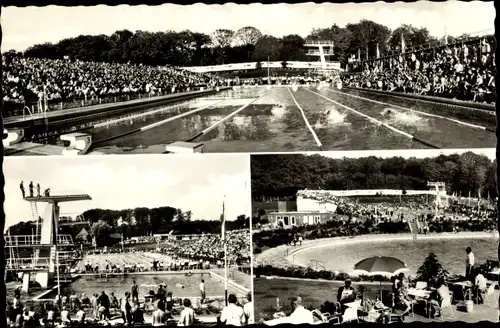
[7, 283, 252, 327]
[162, 230, 251, 265]
[256, 196, 497, 250]
[2, 55, 222, 115]
[343, 37, 496, 104]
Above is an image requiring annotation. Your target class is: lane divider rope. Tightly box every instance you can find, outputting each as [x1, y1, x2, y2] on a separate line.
[93, 100, 227, 145]
[93, 100, 194, 128]
[305, 88, 440, 149]
[287, 87, 323, 150]
[186, 92, 269, 142]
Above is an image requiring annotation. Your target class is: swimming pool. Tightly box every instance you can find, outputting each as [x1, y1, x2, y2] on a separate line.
[292, 236, 497, 276]
[43, 272, 241, 299]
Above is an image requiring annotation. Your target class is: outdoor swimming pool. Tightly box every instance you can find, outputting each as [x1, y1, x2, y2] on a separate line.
[292, 236, 497, 276]
[86, 86, 495, 153]
[43, 272, 241, 299]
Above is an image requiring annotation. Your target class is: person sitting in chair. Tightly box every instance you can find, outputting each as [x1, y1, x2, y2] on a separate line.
[337, 279, 357, 313]
[428, 278, 450, 318]
[394, 273, 414, 319]
[473, 268, 488, 304]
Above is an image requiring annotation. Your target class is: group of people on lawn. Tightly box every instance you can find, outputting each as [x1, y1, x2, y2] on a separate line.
[280, 247, 491, 324]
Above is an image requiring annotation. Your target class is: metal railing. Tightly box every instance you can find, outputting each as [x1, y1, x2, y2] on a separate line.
[306, 51, 335, 56]
[6, 257, 51, 271]
[5, 234, 74, 247]
[308, 259, 326, 271]
[304, 40, 335, 45]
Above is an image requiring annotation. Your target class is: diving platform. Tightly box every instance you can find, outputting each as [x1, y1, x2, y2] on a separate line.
[8, 191, 93, 294]
[25, 194, 92, 204]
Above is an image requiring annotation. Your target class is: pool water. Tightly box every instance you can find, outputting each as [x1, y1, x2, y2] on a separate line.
[44, 273, 240, 299]
[90, 87, 495, 153]
[293, 237, 498, 276]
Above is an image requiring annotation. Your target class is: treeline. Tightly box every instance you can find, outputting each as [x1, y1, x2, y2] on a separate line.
[251, 152, 497, 201]
[8, 21, 465, 68]
[7, 206, 249, 246]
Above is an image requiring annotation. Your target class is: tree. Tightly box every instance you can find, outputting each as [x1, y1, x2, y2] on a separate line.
[211, 29, 234, 48]
[252, 35, 283, 61]
[346, 20, 391, 59]
[416, 253, 449, 286]
[90, 220, 112, 246]
[388, 25, 436, 51]
[280, 34, 306, 61]
[233, 26, 263, 46]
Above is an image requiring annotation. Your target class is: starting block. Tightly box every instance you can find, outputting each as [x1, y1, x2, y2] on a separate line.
[3, 128, 25, 147]
[61, 132, 92, 155]
[166, 141, 204, 154]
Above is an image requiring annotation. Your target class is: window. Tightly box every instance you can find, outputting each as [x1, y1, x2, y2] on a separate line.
[291, 217, 296, 225]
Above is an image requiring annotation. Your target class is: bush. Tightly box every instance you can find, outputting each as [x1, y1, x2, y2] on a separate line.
[254, 264, 391, 282]
[416, 253, 449, 286]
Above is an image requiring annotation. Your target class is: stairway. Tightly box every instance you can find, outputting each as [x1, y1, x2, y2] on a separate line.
[407, 220, 419, 240]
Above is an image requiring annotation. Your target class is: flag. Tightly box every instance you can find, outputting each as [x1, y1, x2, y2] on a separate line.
[220, 199, 226, 242]
[376, 43, 380, 58]
[366, 46, 369, 60]
[401, 33, 406, 53]
[357, 48, 361, 62]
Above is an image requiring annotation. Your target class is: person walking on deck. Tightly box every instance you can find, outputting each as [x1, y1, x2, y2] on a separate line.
[36, 183, 41, 198]
[131, 280, 139, 304]
[199, 279, 206, 304]
[465, 247, 475, 281]
[20, 181, 25, 198]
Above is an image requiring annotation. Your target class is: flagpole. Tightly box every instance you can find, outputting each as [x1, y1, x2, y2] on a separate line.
[223, 196, 228, 306]
[249, 209, 254, 317]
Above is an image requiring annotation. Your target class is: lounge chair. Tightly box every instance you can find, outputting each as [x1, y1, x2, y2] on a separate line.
[329, 307, 359, 324]
[484, 282, 498, 307]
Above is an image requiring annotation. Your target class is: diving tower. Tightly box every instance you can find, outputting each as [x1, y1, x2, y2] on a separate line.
[304, 40, 340, 74]
[6, 193, 91, 293]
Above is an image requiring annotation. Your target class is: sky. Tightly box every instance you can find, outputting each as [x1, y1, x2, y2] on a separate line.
[3, 154, 250, 229]
[315, 148, 496, 160]
[2, 1, 495, 52]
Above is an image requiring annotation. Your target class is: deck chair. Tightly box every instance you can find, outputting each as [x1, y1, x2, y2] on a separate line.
[329, 307, 359, 324]
[485, 283, 498, 307]
[415, 281, 428, 290]
[436, 293, 455, 321]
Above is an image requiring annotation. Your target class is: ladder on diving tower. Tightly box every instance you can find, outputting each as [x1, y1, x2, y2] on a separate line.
[30, 202, 42, 263]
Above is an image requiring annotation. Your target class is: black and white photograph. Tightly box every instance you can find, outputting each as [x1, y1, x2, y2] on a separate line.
[250, 149, 498, 324]
[4, 154, 254, 326]
[2, 1, 496, 155]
